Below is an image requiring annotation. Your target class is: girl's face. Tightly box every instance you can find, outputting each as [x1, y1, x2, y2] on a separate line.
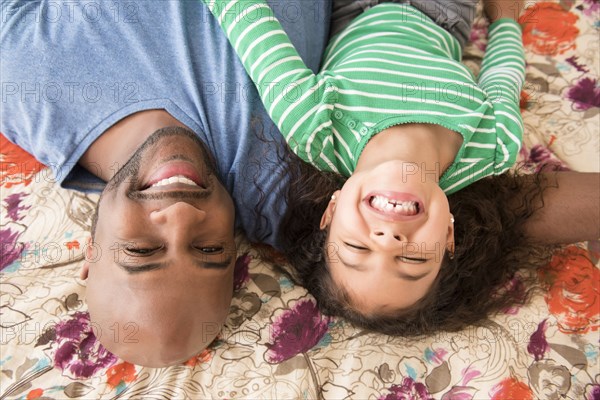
[320, 160, 454, 314]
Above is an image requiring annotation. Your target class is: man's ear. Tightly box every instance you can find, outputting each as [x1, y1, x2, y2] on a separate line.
[80, 237, 94, 280]
[320, 190, 340, 230]
[79, 263, 89, 280]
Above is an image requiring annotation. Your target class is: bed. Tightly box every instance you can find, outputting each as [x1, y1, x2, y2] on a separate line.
[1, 1, 598, 399]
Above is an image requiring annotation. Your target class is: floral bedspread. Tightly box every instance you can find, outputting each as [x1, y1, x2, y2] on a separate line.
[1, 1, 599, 399]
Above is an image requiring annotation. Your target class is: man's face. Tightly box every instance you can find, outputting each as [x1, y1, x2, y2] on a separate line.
[81, 127, 236, 367]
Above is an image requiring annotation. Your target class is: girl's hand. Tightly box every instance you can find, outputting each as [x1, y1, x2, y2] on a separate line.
[483, 0, 525, 23]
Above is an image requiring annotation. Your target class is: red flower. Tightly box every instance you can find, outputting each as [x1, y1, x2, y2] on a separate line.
[0, 133, 46, 188]
[520, 90, 530, 111]
[520, 2, 579, 56]
[489, 377, 534, 400]
[106, 362, 137, 389]
[538, 246, 600, 334]
[183, 348, 213, 367]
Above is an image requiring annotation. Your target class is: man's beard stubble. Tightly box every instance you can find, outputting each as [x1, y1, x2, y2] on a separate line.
[90, 126, 219, 236]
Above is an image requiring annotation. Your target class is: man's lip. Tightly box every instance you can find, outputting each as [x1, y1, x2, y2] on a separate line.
[142, 161, 205, 190]
[362, 191, 425, 222]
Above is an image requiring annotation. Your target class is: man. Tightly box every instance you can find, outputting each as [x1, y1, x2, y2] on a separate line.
[1, 0, 332, 367]
[3, 0, 598, 368]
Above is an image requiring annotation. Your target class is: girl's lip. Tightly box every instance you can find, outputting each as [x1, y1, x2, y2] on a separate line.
[362, 191, 425, 222]
[142, 161, 205, 190]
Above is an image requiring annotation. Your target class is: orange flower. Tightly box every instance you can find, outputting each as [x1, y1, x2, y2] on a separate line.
[184, 348, 213, 367]
[0, 133, 46, 188]
[65, 240, 80, 250]
[106, 362, 137, 389]
[26, 389, 44, 399]
[520, 2, 579, 56]
[539, 246, 600, 334]
[490, 377, 534, 400]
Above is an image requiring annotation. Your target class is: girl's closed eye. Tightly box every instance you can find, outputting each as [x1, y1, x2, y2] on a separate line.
[398, 255, 428, 264]
[344, 242, 368, 251]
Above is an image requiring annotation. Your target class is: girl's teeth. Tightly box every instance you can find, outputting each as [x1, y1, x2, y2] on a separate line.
[150, 176, 198, 188]
[370, 196, 418, 214]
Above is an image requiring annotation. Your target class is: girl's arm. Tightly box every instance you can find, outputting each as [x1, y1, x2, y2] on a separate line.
[202, 0, 325, 143]
[478, 14, 526, 175]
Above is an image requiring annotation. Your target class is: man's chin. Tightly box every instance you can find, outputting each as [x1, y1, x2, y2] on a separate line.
[106, 127, 216, 192]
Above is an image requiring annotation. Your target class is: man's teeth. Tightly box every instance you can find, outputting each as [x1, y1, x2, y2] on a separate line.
[370, 195, 418, 214]
[150, 176, 199, 188]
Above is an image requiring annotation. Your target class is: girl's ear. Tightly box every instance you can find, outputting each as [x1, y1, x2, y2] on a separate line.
[446, 214, 455, 258]
[320, 190, 341, 230]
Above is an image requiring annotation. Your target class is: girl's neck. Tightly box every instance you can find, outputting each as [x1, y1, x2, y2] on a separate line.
[355, 123, 463, 181]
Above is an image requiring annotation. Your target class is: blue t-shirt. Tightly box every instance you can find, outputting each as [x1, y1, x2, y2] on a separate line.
[0, 0, 331, 249]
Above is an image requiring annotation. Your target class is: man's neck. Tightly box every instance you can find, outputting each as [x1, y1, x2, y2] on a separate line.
[79, 110, 189, 182]
[355, 123, 463, 179]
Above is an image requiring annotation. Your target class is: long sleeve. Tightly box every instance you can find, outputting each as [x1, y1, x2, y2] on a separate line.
[202, 0, 332, 150]
[478, 18, 526, 174]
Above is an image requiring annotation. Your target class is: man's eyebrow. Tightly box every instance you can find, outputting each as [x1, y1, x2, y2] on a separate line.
[117, 262, 165, 273]
[197, 257, 233, 270]
[337, 254, 430, 282]
[116, 257, 233, 273]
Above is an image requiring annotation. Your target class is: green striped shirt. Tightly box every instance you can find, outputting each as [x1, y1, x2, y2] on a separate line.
[203, 1, 525, 194]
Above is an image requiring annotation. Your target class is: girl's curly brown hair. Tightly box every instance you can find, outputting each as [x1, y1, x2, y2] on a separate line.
[279, 152, 557, 336]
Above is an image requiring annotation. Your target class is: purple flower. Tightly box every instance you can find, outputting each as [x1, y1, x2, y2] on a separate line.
[233, 252, 251, 290]
[581, 0, 600, 17]
[380, 377, 433, 400]
[524, 145, 569, 173]
[461, 366, 481, 386]
[566, 56, 589, 73]
[441, 386, 477, 400]
[566, 77, 600, 111]
[469, 19, 488, 52]
[499, 276, 527, 315]
[584, 384, 600, 400]
[0, 226, 24, 271]
[265, 299, 330, 363]
[4, 192, 30, 221]
[53, 311, 118, 379]
[527, 319, 549, 361]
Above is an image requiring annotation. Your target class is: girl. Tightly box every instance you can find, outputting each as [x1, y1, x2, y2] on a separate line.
[203, 0, 585, 334]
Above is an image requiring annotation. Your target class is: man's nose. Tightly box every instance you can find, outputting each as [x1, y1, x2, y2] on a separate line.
[149, 202, 207, 229]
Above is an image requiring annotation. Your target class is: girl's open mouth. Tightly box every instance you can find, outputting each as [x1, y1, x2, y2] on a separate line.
[363, 191, 424, 221]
